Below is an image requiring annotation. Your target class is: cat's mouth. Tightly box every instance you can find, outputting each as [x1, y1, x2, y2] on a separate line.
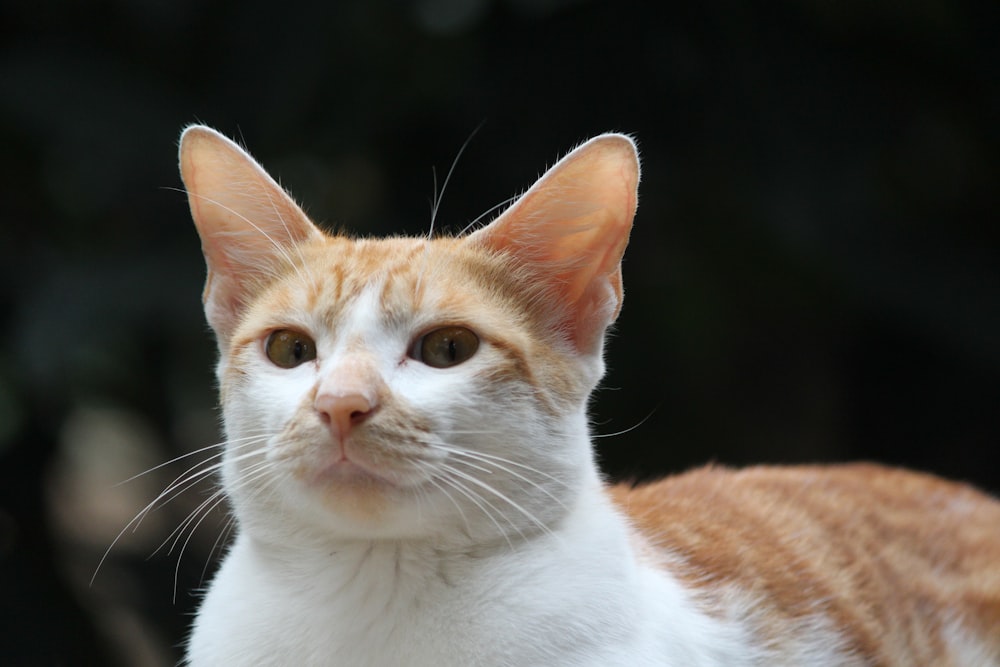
[303, 444, 420, 492]
[309, 458, 396, 487]
[278, 424, 435, 497]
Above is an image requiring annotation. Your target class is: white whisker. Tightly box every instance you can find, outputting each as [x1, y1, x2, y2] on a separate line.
[91, 433, 273, 586]
[438, 462, 552, 540]
[414, 462, 472, 536]
[458, 194, 519, 236]
[133, 437, 269, 529]
[416, 123, 484, 294]
[433, 471, 517, 550]
[428, 122, 484, 241]
[446, 454, 566, 511]
[171, 490, 229, 603]
[591, 407, 658, 439]
[201, 512, 237, 587]
[161, 456, 277, 601]
[430, 443, 570, 490]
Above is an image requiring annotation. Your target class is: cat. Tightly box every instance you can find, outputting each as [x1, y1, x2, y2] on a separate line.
[177, 124, 1000, 666]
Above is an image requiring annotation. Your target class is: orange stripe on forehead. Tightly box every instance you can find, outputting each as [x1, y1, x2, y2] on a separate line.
[377, 270, 418, 321]
[306, 239, 439, 331]
[327, 262, 345, 304]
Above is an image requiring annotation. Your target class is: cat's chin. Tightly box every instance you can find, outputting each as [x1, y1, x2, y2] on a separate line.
[307, 458, 400, 489]
[287, 458, 399, 524]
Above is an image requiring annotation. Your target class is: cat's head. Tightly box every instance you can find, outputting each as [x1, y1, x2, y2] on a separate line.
[179, 126, 639, 548]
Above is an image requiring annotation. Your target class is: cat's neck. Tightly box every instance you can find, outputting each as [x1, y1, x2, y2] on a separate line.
[195, 469, 756, 667]
[239, 461, 609, 582]
[204, 482, 642, 663]
[242, 534, 462, 620]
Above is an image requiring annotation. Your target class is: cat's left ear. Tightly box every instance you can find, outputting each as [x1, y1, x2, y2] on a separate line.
[467, 134, 639, 355]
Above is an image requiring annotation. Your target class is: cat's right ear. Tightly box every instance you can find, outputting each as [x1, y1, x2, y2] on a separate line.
[178, 125, 323, 343]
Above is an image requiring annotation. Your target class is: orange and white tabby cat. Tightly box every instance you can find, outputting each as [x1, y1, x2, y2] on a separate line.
[178, 125, 1000, 666]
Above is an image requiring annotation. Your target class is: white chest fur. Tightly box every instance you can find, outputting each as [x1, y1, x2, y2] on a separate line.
[186, 490, 753, 667]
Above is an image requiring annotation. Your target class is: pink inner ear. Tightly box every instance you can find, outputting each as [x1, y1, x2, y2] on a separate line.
[469, 134, 639, 353]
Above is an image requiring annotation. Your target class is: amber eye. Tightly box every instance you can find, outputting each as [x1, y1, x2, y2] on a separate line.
[413, 326, 479, 368]
[265, 329, 317, 368]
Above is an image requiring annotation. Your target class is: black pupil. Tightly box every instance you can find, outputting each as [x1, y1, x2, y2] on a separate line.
[447, 339, 457, 361]
[292, 339, 305, 361]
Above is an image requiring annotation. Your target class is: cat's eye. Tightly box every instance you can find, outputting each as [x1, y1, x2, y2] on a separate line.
[265, 329, 317, 368]
[412, 326, 479, 368]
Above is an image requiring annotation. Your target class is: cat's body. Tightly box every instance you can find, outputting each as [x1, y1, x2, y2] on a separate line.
[177, 125, 1000, 666]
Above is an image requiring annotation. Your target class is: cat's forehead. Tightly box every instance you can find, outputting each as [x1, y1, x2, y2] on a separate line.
[302, 233, 480, 303]
[242, 233, 517, 333]
[306, 235, 438, 276]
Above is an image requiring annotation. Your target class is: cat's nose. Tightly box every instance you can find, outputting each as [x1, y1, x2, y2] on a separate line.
[315, 391, 376, 441]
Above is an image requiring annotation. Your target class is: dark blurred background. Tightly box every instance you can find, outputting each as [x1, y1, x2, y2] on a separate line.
[1, 0, 998, 664]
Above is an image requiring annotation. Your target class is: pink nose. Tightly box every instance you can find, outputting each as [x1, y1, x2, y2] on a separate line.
[315, 392, 376, 441]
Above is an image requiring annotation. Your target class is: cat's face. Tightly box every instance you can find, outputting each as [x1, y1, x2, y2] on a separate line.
[179, 127, 639, 548]
[220, 235, 595, 545]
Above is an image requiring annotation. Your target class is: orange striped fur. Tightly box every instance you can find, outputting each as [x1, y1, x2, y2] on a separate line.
[611, 464, 1000, 664]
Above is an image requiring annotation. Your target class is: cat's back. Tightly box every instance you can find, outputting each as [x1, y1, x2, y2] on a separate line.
[610, 464, 1000, 665]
